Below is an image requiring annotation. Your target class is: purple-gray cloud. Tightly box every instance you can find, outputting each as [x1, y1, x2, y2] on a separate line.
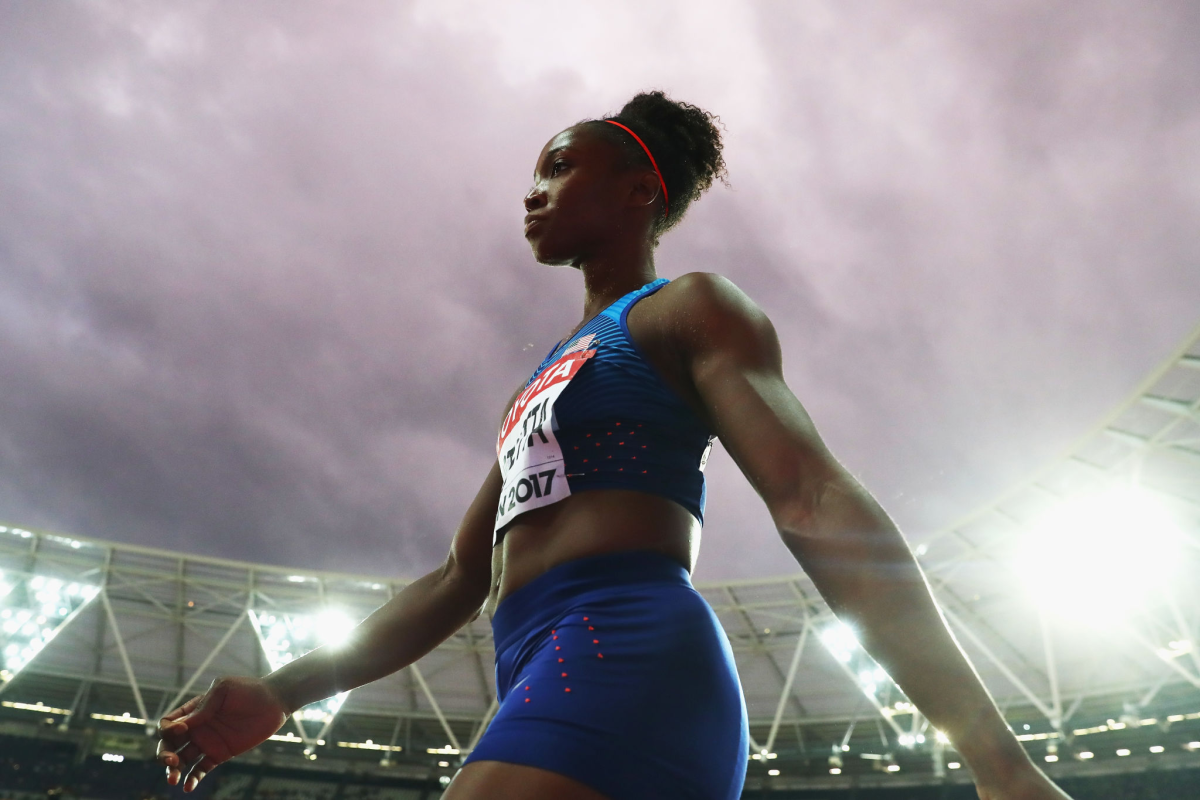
[0, 1, 1197, 580]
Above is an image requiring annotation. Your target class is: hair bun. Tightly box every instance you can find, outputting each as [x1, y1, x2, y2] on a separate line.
[599, 91, 727, 238]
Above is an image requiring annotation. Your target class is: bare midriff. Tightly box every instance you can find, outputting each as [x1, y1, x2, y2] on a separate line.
[491, 489, 700, 605]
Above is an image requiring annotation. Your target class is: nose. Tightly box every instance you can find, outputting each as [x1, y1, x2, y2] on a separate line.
[524, 185, 546, 213]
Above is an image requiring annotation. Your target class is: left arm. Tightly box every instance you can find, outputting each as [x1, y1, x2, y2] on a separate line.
[672, 273, 1068, 800]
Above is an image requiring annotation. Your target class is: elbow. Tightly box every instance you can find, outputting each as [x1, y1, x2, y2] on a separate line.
[439, 551, 491, 611]
[771, 471, 853, 543]
[773, 473, 897, 557]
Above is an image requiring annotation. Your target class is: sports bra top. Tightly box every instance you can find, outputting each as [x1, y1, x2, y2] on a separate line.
[494, 278, 714, 539]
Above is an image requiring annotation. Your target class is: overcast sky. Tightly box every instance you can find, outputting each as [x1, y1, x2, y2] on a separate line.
[1, 1, 1197, 581]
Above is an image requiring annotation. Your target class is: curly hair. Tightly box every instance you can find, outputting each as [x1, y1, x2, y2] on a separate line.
[584, 91, 727, 241]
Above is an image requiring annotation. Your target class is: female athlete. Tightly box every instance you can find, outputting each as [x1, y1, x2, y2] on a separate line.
[156, 92, 1072, 800]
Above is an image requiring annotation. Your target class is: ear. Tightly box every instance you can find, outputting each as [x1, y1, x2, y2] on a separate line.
[625, 169, 663, 212]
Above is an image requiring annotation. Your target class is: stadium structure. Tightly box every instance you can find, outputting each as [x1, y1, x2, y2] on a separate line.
[1, 321, 1198, 800]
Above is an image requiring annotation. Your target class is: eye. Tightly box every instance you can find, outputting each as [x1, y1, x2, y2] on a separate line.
[551, 160, 568, 176]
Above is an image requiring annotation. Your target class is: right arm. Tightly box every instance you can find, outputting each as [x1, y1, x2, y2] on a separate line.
[266, 460, 501, 709]
[157, 461, 502, 792]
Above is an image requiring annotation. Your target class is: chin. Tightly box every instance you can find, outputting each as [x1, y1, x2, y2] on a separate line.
[528, 239, 577, 267]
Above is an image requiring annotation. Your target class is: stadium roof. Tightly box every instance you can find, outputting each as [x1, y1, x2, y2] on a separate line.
[1, 320, 1198, 790]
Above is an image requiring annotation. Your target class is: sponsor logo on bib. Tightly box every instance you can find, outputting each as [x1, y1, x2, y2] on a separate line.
[494, 347, 596, 538]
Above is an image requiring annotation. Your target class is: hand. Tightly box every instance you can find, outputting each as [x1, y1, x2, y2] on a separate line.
[156, 676, 289, 792]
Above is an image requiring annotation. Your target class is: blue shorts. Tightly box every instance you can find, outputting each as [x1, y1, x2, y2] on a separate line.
[463, 550, 749, 800]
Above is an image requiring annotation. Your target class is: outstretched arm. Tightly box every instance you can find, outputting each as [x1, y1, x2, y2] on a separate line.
[157, 461, 501, 792]
[263, 461, 500, 710]
[675, 274, 1068, 800]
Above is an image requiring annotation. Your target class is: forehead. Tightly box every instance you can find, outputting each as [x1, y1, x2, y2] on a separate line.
[536, 127, 579, 165]
[535, 125, 610, 166]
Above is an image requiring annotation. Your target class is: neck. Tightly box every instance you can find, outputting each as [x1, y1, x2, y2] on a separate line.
[577, 239, 657, 320]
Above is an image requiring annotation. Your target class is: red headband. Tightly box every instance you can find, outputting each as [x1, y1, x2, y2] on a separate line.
[604, 120, 669, 218]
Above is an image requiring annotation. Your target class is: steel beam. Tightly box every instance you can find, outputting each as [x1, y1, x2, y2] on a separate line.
[411, 662, 462, 752]
[941, 606, 1056, 722]
[1038, 611, 1063, 730]
[824, 650, 905, 738]
[764, 620, 809, 754]
[465, 697, 500, 755]
[164, 608, 249, 712]
[1122, 625, 1200, 689]
[725, 586, 808, 718]
[100, 589, 151, 725]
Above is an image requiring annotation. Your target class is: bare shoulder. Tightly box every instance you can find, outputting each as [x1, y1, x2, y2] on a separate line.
[659, 272, 759, 315]
[657, 272, 778, 359]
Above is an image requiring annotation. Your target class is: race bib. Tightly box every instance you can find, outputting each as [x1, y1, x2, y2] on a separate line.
[494, 348, 595, 538]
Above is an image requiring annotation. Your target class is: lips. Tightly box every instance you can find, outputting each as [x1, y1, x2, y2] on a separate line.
[524, 214, 547, 235]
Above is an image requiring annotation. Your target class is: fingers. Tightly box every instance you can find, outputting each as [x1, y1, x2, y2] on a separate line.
[159, 695, 194, 721]
[175, 742, 206, 767]
[158, 720, 189, 756]
[157, 731, 204, 786]
[158, 694, 204, 754]
[160, 692, 204, 727]
[156, 735, 180, 768]
[157, 683, 229, 789]
[183, 755, 221, 793]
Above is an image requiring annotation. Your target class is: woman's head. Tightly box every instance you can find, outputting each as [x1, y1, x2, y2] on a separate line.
[524, 91, 727, 266]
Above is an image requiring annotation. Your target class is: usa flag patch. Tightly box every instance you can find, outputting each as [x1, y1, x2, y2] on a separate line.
[563, 333, 597, 355]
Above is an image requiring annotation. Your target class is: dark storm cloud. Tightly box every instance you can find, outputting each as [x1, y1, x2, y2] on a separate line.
[0, 2, 1197, 580]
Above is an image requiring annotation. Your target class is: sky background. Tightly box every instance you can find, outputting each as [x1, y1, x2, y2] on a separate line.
[0, 1, 1197, 582]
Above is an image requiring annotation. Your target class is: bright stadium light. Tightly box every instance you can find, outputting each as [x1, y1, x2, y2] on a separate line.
[820, 623, 859, 664]
[249, 608, 361, 726]
[1, 570, 100, 685]
[819, 622, 919, 723]
[314, 609, 355, 648]
[1017, 488, 1183, 619]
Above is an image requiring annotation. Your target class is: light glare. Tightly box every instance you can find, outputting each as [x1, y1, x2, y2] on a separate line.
[1018, 489, 1183, 620]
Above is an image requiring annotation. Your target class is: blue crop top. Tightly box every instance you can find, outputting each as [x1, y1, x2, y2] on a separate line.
[494, 279, 714, 534]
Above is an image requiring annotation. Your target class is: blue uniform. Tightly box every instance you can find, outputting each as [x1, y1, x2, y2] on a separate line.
[542, 277, 714, 523]
[468, 280, 749, 799]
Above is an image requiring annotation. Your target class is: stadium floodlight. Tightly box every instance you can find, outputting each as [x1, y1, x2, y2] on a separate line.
[248, 608, 361, 726]
[819, 622, 915, 718]
[0, 570, 100, 685]
[1156, 640, 1194, 660]
[1016, 488, 1184, 621]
